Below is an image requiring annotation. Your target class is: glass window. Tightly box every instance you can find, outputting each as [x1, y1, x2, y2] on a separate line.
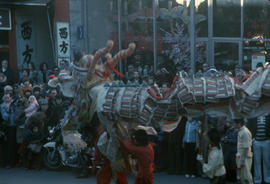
[158, 1, 191, 72]
[195, 0, 208, 37]
[243, 40, 268, 71]
[214, 42, 239, 72]
[244, 0, 270, 39]
[155, 1, 184, 79]
[113, 0, 154, 77]
[195, 41, 207, 72]
[213, 0, 241, 37]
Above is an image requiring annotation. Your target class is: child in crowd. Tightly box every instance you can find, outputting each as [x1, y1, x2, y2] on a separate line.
[20, 79, 32, 98]
[197, 128, 226, 184]
[24, 95, 39, 123]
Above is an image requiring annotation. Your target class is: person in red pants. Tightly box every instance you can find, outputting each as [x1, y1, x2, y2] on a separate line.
[93, 147, 128, 184]
[118, 129, 155, 184]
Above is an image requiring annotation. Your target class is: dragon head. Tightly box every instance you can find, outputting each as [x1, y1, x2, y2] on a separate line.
[48, 41, 136, 98]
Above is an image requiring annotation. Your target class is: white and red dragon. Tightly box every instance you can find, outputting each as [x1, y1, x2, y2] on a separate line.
[49, 40, 270, 173]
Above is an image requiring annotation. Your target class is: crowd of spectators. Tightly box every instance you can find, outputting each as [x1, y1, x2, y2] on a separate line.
[0, 59, 70, 170]
[0, 57, 269, 184]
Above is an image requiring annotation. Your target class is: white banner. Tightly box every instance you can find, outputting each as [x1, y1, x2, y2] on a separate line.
[16, 17, 36, 68]
[56, 22, 70, 60]
[252, 53, 265, 70]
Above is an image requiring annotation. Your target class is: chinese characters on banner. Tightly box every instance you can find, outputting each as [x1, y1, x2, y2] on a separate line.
[56, 22, 71, 68]
[21, 21, 34, 67]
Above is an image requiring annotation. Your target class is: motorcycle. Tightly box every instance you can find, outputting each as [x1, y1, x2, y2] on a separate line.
[42, 123, 97, 170]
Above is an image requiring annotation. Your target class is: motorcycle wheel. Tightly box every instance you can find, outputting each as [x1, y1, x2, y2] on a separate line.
[43, 147, 62, 170]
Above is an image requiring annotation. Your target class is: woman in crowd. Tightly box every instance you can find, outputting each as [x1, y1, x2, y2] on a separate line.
[38, 62, 52, 84]
[197, 128, 226, 184]
[28, 62, 39, 85]
[19, 69, 30, 84]
[24, 95, 39, 125]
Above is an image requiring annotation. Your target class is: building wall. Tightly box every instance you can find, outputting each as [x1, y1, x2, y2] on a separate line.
[86, 0, 115, 53]
[69, 0, 85, 58]
[54, 0, 69, 22]
[15, 6, 53, 69]
[69, 0, 115, 56]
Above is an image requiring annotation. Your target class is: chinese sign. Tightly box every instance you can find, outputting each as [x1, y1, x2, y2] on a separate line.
[56, 22, 70, 66]
[16, 18, 36, 68]
[21, 21, 34, 65]
[252, 53, 265, 70]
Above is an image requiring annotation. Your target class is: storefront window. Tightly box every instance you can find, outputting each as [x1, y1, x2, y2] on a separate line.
[157, 1, 193, 72]
[213, 0, 241, 37]
[112, 0, 154, 75]
[195, 41, 207, 72]
[196, 0, 207, 37]
[214, 42, 238, 72]
[243, 40, 269, 71]
[157, 1, 184, 72]
[244, 0, 270, 39]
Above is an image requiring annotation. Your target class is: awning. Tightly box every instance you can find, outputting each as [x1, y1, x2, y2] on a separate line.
[0, 0, 52, 6]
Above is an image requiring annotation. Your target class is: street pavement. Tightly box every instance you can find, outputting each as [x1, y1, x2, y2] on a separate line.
[0, 167, 221, 184]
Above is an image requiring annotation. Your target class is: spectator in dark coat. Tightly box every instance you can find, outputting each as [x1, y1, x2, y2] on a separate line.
[167, 117, 187, 174]
[47, 94, 65, 127]
[38, 62, 52, 84]
[0, 93, 17, 168]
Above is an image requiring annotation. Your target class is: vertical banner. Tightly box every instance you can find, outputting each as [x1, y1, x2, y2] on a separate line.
[56, 22, 71, 68]
[16, 17, 36, 68]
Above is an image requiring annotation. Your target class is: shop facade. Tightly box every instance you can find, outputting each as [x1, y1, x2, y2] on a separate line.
[0, 0, 55, 76]
[0, 0, 71, 80]
[73, 0, 270, 73]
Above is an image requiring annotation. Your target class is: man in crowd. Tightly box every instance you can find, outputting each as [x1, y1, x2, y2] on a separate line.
[202, 63, 210, 74]
[1, 59, 14, 85]
[182, 116, 200, 178]
[234, 119, 253, 184]
[222, 120, 238, 182]
[248, 114, 270, 184]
